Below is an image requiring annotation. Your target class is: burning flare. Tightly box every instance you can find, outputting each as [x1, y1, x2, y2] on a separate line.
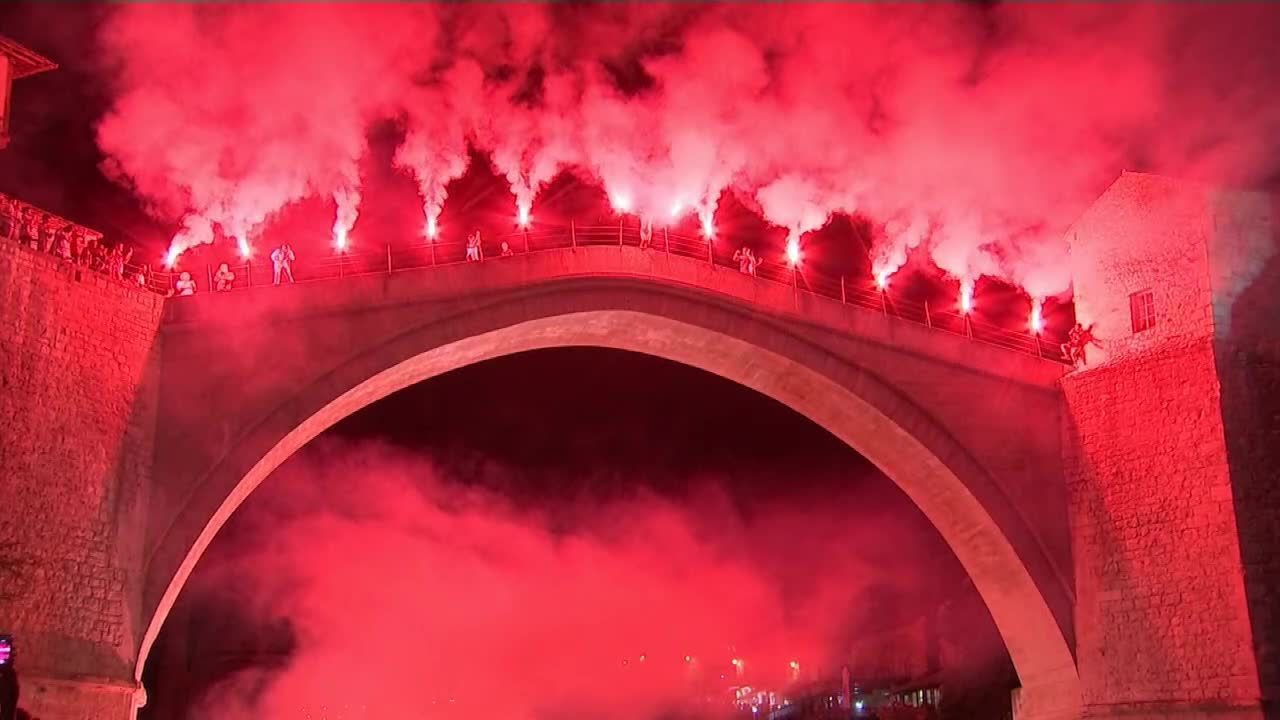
[333, 185, 360, 252]
[785, 234, 802, 266]
[959, 281, 974, 314]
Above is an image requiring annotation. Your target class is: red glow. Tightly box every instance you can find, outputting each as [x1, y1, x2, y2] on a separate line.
[426, 216, 439, 240]
[960, 283, 974, 314]
[785, 238, 801, 266]
[1030, 298, 1044, 333]
[517, 204, 531, 228]
[95, 5, 1280, 302]
[611, 193, 632, 214]
[237, 236, 251, 259]
[670, 201, 683, 218]
[876, 272, 890, 290]
[334, 228, 349, 252]
[701, 218, 715, 239]
[164, 246, 180, 269]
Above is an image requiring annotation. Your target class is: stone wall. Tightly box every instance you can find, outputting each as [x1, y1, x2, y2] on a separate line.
[1061, 340, 1260, 716]
[1211, 191, 1280, 714]
[1063, 173, 1274, 718]
[0, 241, 162, 716]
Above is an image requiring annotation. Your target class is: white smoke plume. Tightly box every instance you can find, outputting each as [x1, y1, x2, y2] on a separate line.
[97, 3, 1280, 297]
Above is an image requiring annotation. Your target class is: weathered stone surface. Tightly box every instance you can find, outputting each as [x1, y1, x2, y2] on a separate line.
[1063, 340, 1258, 708]
[1064, 172, 1277, 718]
[0, 242, 161, 711]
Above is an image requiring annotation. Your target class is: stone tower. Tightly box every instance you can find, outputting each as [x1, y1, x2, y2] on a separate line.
[1062, 172, 1279, 718]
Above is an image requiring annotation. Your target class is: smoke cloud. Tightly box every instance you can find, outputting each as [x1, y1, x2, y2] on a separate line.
[97, 3, 1280, 295]
[175, 441, 951, 720]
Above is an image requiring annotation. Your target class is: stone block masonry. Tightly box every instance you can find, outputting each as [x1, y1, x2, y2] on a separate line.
[1062, 339, 1261, 718]
[0, 241, 162, 717]
[1062, 173, 1278, 719]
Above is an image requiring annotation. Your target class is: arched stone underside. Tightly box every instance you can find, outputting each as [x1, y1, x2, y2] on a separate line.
[141, 283, 1081, 718]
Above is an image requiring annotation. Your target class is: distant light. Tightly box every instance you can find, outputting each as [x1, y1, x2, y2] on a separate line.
[1030, 299, 1044, 333]
[685, 655, 693, 664]
[790, 660, 800, 671]
[785, 239, 801, 266]
[732, 658, 744, 667]
[639, 654, 646, 663]
[855, 700, 865, 711]
[237, 236, 251, 258]
[612, 194, 632, 213]
[960, 283, 974, 314]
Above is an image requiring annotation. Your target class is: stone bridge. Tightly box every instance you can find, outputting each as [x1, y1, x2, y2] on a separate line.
[0, 173, 1276, 720]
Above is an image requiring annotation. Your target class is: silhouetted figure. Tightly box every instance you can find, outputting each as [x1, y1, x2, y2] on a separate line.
[1061, 322, 1098, 367]
[466, 229, 483, 262]
[639, 219, 653, 249]
[1, 636, 19, 720]
[0, 197, 17, 241]
[21, 211, 41, 251]
[54, 230, 72, 262]
[734, 246, 760, 276]
[271, 243, 296, 285]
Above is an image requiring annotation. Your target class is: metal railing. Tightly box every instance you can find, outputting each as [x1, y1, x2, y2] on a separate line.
[148, 221, 1068, 363]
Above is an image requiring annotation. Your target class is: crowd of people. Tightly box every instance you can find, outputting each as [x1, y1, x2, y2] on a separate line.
[0, 193, 141, 285]
[5, 198, 1074, 364]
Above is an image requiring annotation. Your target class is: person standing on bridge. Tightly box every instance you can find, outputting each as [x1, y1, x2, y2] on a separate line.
[173, 271, 197, 296]
[639, 219, 653, 249]
[734, 246, 761, 276]
[1061, 322, 1099, 367]
[214, 263, 236, 292]
[271, 243, 296, 285]
[466, 229, 484, 262]
[500, 240, 514, 257]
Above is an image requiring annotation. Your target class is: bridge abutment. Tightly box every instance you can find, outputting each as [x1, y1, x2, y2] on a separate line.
[0, 243, 160, 720]
[16, 676, 140, 720]
[1063, 173, 1278, 718]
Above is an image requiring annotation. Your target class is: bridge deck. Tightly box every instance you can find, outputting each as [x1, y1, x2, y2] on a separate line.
[155, 224, 1069, 366]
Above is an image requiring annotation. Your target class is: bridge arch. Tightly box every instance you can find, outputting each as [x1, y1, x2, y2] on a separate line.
[139, 270, 1080, 717]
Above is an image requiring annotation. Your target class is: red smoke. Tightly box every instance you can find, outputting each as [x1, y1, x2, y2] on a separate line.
[177, 442, 949, 719]
[97, 3, 1280, 296]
